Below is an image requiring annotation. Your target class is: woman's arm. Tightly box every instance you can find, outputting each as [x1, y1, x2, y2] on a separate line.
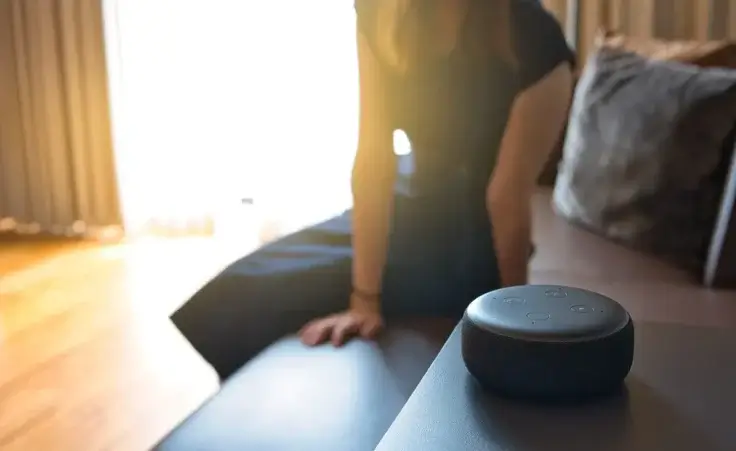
[299, 28, 395, 347]
[487, 63, 573, 286]
[350, 29, 396, 307]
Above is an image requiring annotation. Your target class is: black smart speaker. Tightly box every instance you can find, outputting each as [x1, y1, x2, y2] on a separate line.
[461, 285, 634, 402]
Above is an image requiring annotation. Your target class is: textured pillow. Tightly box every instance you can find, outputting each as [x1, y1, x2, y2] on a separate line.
[537, 32, 736, 186]
[553, 47, 736, 269]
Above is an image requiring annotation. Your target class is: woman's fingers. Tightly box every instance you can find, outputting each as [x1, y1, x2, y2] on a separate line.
[299, 318, 332, 346]
[331, 316, 360, 347]
[301, 313, 383, 347]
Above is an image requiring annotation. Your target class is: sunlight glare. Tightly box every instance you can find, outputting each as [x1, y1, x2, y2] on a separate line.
[107, 1, 359, 235]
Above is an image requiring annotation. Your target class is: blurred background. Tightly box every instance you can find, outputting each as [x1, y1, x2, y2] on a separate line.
[1, 0, 360, 247]
[2, 0, 736, 245]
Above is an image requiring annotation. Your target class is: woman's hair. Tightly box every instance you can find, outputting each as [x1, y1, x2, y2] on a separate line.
[372, 0, 516, 73]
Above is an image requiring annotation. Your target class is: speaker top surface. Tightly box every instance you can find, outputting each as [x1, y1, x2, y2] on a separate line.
[465, 285, 630, 342]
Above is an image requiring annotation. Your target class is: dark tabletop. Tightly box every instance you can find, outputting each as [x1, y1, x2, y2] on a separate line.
[375, 321, 736, 451]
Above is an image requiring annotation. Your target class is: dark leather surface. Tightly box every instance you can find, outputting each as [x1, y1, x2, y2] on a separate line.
[157, 190, 736, 450]
[155, 319, 455, 451]
[530, 190, 736, 329]
[376, 321, 736, 451]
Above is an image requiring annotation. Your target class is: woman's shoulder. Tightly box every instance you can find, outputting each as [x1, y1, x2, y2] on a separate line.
[509, 0, 569, 39]
[509, 0, 576, 90]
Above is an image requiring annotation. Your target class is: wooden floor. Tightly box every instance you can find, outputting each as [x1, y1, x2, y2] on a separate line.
[0, 237, 249, 451]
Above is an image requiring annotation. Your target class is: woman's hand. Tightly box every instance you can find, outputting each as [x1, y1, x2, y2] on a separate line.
[299, 293, 384, 347]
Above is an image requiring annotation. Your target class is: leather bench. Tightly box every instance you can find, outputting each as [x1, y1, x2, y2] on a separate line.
[155, 319, 455, 451]
[156, 190, 736, 450]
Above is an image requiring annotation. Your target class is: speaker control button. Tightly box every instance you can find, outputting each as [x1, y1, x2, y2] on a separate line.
[571, 305, 591, 314]
[527, 312, 551, 321]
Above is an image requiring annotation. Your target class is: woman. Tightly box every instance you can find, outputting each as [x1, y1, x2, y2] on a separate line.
[172, 0, 574, 380]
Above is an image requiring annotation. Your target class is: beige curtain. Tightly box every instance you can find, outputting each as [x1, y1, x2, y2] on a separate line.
[543, 0, 736, 60]
[0, 0, 121, 238]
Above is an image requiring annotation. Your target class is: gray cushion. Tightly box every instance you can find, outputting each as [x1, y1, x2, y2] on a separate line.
[553, 47, 736, 269]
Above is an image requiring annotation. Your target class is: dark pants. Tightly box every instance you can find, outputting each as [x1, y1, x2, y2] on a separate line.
[172, 206, 500, 380]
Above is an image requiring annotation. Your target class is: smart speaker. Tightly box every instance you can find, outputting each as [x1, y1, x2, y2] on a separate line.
[461, 285, 634, 402]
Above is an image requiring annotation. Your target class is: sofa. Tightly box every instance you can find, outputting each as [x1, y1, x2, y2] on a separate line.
[155, 189, 736, 451]
[156, 33, 736, 450]
[538, 31, 736, 289]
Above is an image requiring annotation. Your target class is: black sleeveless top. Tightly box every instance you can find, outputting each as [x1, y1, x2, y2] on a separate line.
[354, 0, 575, 298]
[354, 0, 574, 196]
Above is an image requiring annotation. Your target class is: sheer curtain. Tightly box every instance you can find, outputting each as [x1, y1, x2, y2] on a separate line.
[103, 0, 358, 240]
